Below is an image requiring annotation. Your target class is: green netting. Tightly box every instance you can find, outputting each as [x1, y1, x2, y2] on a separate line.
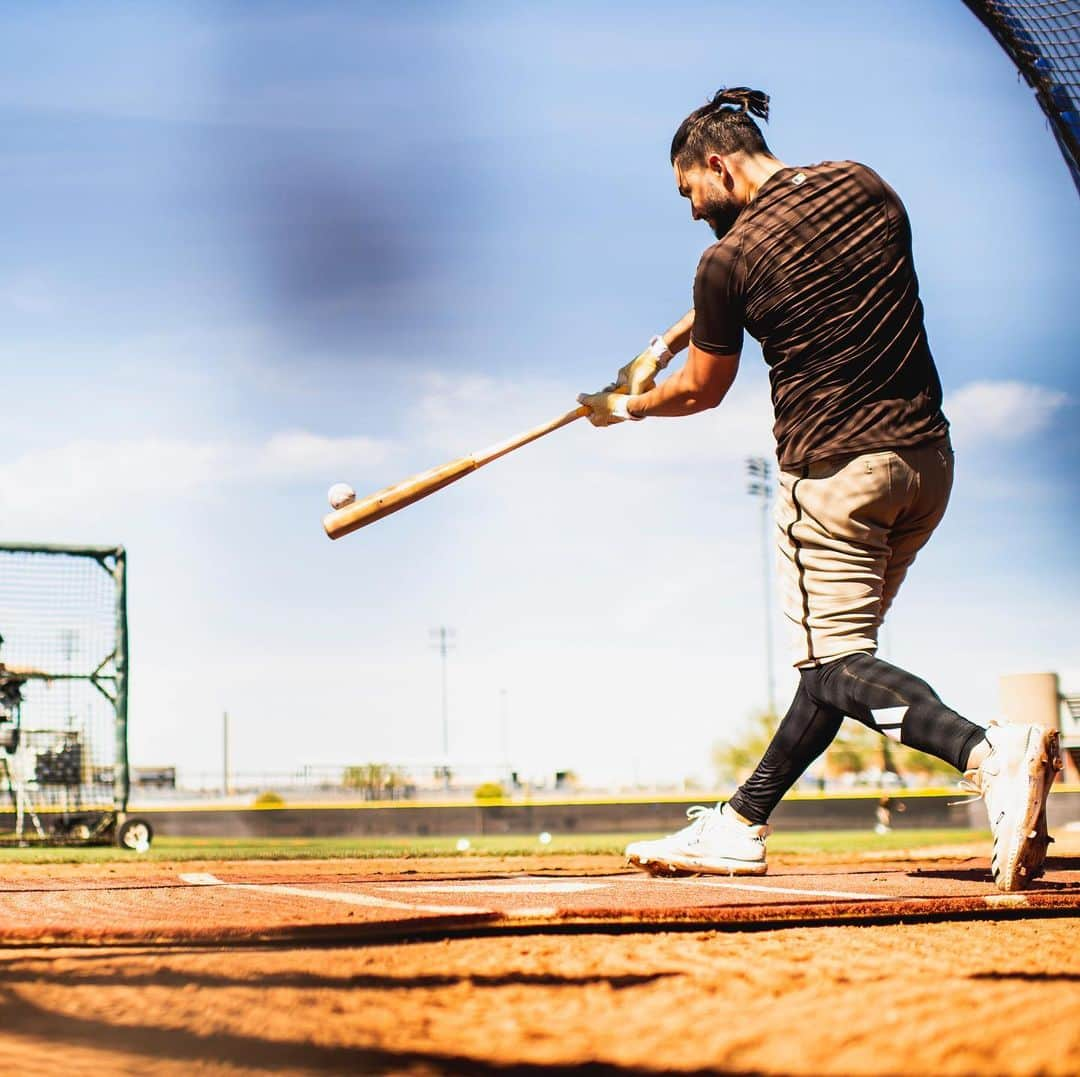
[964, 1, 1080, 194]
[0, 545, 127, 837]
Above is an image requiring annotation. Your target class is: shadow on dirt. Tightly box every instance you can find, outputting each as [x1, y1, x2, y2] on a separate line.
[907, 856, 1080, 889]
[0, 985, 749, 1075]
[968, 971, 1080, 983]
[0, 964, 676, 991]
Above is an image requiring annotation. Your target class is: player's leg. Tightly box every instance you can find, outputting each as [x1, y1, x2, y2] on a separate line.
[802, 653, 985, 771]
[625, 455, 870, 877]
[782, 439, 984, 764]
[722, 449, 966, 829]
[800, 651, 1061, 888]
[625, 682, 842, 876]
[727, 681, 843, 824]
[626, 441, 1057, 884]
[877, 438, 953, 624]
[793, 440, 1061, 889]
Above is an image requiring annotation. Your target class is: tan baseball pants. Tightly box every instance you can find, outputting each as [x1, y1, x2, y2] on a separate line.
[775, 437, 954, 668]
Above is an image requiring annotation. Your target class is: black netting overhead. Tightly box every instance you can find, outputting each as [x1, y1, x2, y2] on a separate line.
[964, 1, 1080, 193]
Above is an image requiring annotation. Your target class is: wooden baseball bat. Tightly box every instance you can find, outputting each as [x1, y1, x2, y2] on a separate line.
[323, 404, 590, 540]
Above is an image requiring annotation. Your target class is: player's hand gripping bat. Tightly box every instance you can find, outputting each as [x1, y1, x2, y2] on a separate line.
[323, 404, 589, 540]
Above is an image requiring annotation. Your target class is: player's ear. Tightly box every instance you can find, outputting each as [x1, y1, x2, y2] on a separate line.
[706, 153, 734, 188]
[704, 152, 738, 190]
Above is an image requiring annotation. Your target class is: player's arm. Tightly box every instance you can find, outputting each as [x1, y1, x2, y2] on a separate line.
[578, 245, 741, 425]
[628, 343, 739, 417]
[603, 310, 696, 396]
[660, 309, 695, 355]
[577, 343, 738, 425]
[627, 243, 744, 416]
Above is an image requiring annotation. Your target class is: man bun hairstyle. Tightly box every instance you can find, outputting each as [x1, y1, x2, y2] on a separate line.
[670, 87, 771, 166]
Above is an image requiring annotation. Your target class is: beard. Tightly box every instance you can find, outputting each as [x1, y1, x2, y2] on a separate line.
[700, 191, 743, 240]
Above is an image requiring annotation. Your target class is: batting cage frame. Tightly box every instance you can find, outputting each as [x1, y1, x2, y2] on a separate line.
[963, 0, 1080, 195]
[0, 542, 151, 849]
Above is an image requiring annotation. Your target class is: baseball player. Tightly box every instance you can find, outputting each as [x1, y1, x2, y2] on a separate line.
[578, 88, 1061, 892]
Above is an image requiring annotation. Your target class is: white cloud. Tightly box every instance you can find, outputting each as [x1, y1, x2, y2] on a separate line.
[259, 431, 389, 480]
[0, 272, 58, 315]
[1, 430, 393, 512]
[947, 380, 1071, 446]
[407, 368, 774, 466]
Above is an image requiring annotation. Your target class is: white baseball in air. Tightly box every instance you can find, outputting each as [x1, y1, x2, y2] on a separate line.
[538, 831, 552, 845]
[327, 482, 356, 510]
[456, 838, 471, 852]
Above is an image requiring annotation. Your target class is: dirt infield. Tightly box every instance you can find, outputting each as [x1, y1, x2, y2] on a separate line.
[0, 840, 1077, 945]
[0, 840, 1077, 1073]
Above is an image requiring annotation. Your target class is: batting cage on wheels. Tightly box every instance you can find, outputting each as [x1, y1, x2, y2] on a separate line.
[0, 543, 152, 849]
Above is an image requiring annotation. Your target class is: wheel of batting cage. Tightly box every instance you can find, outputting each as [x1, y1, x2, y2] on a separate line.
[116, 817, 153, 851]
[66, 821, 93, 842]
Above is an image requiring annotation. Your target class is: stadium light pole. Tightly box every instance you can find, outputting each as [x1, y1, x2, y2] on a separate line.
[746, 457, 777, 716]
[500, 687, 510, 782]
[430, 626, 456, 786]
[223, 711, 232, 797]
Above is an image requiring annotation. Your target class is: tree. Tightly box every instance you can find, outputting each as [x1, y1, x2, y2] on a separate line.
[712, 710, 780, 784]
[890, 743, 960, 782]
[826, 727, 960, 783]
[824, 724, 879, 778]
[343, 763, 408, 800]
[713, 709, 963, 788]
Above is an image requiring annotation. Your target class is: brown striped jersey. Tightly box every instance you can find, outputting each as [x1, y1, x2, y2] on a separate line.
[691, 161, 950, 471]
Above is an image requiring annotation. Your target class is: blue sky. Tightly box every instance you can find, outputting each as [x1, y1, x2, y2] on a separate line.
[1, 1, 1077, 787]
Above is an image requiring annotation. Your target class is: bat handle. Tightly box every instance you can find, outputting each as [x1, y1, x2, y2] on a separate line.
[471, 405, 590, 467]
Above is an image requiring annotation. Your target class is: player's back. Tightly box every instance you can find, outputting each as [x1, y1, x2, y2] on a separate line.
[696, 161, 949, 469]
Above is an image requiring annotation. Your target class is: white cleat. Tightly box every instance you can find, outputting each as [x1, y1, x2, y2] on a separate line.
[960, 723, 1062, 892]
[625, 804, 769, 877]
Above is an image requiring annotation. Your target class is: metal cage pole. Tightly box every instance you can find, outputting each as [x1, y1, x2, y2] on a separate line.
[110, 548, 130, 813]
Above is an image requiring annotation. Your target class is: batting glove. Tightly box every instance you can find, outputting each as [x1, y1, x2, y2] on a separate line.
[603, 336, 674, 395]
[576, 390, 643, 427]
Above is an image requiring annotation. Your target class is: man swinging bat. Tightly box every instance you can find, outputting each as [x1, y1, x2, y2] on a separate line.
[577, 87, 1062, 892]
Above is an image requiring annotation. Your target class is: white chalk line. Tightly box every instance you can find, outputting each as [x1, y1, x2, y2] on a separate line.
[180, 872, 895, 915]
[682, 878, 884, 901]
[381, 881, 609, 895]
[179, 873, 487, 917]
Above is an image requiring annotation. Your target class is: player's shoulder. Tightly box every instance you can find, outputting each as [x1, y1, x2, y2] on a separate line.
[807, 160, 898, 196]
[695, 233, 740, 282]
[802, 160, 882, 184]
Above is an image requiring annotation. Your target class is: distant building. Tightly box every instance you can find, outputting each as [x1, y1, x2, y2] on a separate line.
[1000, 673, 1079, 783]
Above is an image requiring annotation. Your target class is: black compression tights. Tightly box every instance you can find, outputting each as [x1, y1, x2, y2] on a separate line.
[728, 652, 987, 826]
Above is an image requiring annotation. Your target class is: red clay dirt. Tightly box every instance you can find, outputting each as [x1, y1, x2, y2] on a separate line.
[0, 841, 1076, 1073]
[0, 916, 1074, 1074]
[0, 845, 1076, 945]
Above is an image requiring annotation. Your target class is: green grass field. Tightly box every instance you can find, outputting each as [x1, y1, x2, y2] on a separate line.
[0, 828, 989, 864]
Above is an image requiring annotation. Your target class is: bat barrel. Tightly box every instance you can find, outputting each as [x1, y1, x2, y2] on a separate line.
[323, 456, 477, 540]
[323, 403, 589, 541]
